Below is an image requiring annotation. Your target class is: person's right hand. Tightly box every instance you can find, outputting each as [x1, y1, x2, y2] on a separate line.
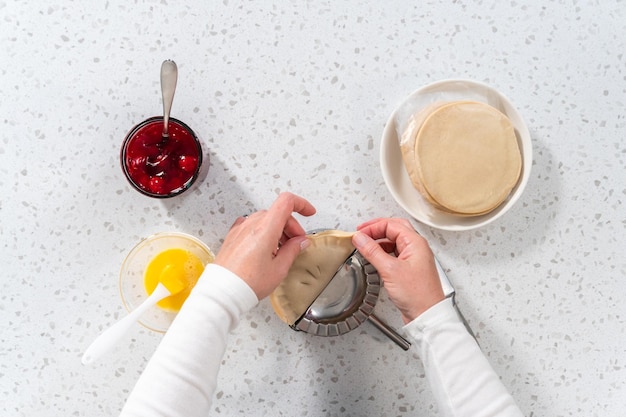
[351, 218, 445, 324]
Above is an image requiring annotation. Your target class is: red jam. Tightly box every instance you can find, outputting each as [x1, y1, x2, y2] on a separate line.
[121, 117, 202, 197]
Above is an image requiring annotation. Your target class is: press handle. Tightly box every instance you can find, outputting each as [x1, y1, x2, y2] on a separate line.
[368, 314, 411, 351]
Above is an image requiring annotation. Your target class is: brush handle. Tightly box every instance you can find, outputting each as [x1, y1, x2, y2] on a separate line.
[81, 283, 171, 365]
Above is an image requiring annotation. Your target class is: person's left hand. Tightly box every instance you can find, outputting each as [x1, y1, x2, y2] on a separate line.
[214, 192, 316, 299]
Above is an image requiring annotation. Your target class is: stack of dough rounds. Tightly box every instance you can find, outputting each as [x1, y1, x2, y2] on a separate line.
[400, 100, 522, 216]
[269, 230, 355, 325]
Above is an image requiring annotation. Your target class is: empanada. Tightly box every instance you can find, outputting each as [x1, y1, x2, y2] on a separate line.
[270, 230, 355, 325]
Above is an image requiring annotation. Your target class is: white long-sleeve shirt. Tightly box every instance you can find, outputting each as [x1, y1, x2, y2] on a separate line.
[120, 264, 523, 417]
[404, 298, 523, 416]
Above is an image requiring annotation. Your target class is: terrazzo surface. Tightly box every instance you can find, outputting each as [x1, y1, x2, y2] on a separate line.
[1, 1, 625, 416]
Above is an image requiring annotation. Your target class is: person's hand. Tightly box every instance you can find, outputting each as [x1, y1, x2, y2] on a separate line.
[351, 218, 444, 324]
[214, 192, 316, 299]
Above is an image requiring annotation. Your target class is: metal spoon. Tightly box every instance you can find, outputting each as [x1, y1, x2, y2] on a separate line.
[160, 59, 178, 139]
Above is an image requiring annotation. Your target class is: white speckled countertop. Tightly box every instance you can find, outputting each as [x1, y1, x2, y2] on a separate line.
[1, 1, 624, 416]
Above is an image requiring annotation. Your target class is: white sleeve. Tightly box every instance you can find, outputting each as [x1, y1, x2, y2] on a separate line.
[403, 297, 524, 417]
[119, 263, 259, 417]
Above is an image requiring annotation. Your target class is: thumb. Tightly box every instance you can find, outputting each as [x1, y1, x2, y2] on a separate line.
[352, 231, 393, 272]
[274, 236, 310, 275]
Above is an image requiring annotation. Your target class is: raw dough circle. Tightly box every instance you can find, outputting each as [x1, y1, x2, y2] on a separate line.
[413, 101, 522, 215]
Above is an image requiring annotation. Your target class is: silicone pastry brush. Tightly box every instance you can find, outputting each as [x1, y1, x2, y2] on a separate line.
[81, 266, 187, 365]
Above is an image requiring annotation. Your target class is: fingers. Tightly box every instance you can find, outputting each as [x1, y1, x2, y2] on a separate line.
[352, 231, 396, 273]
[357, 218, 416, 248]
[273, 235, 310, 275]
[357, 217, 415, 236]
[260, 193, 316, 246]
[229, 192, 314, 243]
[376, 239, 397, 255]
[355, 217, 386, 230]
[231, 215, 249, 229]
[356, 217, 412, 232]
[282, 215, 307, 239]
[267, 192, 316, 232]
[354, 218, 431, 267]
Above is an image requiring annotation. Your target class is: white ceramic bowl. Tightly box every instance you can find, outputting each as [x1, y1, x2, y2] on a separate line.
[380, 79, 532, 231]
[119, 232, 214, 332]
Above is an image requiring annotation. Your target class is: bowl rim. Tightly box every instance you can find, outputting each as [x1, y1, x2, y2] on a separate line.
[120, 116, 203, 199]
[118, 231, 214, 333]
[380, 78, 533, 231]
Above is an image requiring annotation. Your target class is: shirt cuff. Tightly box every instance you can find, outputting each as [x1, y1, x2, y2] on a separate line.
[193, 263, 259, 314]
[402, 297, 458, 338]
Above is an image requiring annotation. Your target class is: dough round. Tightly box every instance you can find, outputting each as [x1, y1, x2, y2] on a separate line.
[410, 101, 522, 215]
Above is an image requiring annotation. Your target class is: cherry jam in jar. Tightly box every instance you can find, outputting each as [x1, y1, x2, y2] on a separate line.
[121, 117, 203, 198]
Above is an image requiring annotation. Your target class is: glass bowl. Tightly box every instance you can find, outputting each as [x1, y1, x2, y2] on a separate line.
[121, 116, 204, 198]
[119, 232, 214, 332]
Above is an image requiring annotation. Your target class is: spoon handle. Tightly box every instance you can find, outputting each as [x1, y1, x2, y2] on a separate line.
[81, 283, 171, 365]
[160, 59, 178, 138]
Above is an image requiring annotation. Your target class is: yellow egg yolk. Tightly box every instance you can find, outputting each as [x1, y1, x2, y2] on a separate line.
[143, 248, 209, 311]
